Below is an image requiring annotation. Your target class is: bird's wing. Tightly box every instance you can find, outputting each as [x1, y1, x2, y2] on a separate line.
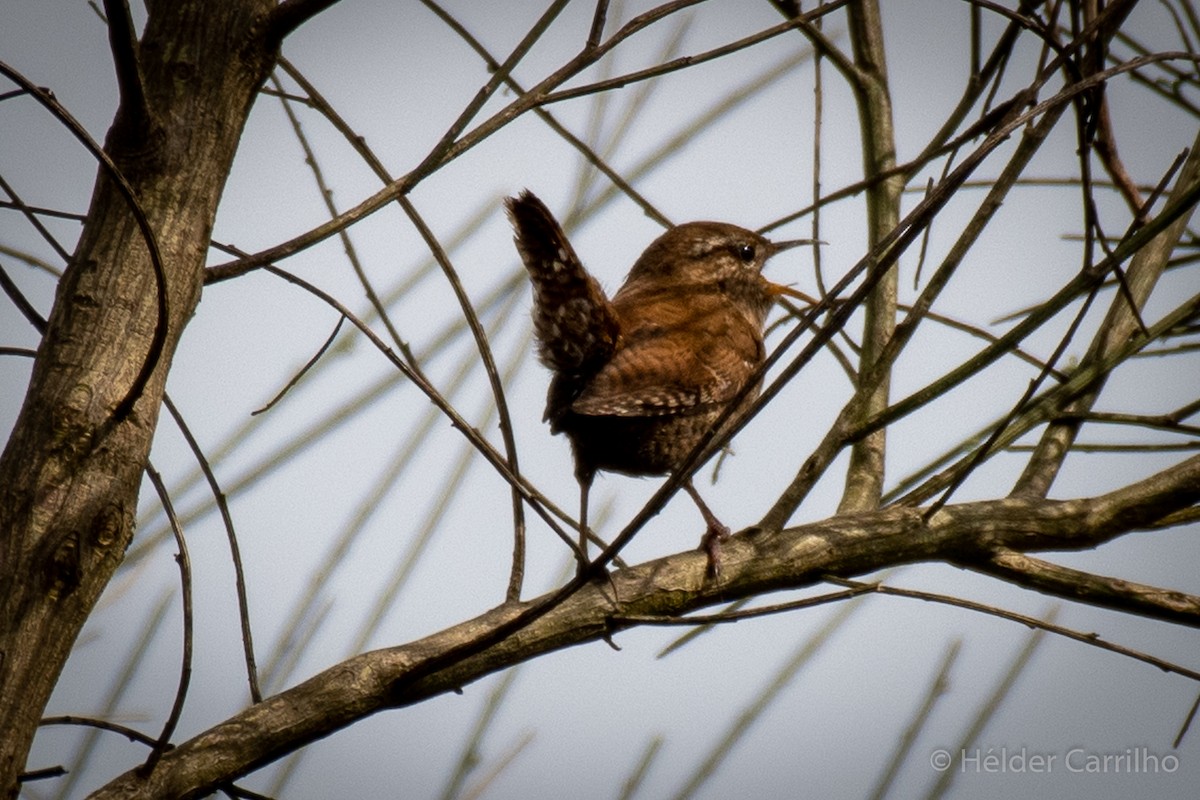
[571, 321, 761, 417]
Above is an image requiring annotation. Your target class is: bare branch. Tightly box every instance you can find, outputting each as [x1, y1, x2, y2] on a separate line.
[838, 0, 901, 514]
[162, 394, 262, 703]
[394, 196, 528, 599]
[0, 259, 47, 332]
[540, 0, 853, 105]
[89, 456, 1200, 798]
[141, 464, 194, 773]
[265, 0, 343, 47]
[255, 263, 574, 550]
[250, 315, 345, 417]
[40, 716, 158, 749]
[102, 0, 153, 138]
[420, 0, 672, 226]
[972, 548, 1200, 627]
[0, 173, 71, 262]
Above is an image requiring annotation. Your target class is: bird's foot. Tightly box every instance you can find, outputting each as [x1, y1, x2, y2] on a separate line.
[699, 522, 731, 579]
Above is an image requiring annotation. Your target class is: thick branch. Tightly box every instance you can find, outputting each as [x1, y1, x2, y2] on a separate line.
[839, 0, 900, 513]
[89, 455, 1200, 799]
[103, 0, 153, 139]
[970, 548, 1200, 627]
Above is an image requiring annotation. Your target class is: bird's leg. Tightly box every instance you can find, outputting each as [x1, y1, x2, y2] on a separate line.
[684, 480, 731, 578]
[576, 474, 593, 577]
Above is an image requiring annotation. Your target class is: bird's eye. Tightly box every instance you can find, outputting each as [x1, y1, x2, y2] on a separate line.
[737, 243, 756, 263]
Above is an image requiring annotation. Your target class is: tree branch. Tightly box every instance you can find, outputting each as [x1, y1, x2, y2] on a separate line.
[265, 0, 343, 47]
[102, 0, 153, 139]
[838, 0, 900, 514]
[89, 455, 1200, 799]
[970, 548, 1200, 627]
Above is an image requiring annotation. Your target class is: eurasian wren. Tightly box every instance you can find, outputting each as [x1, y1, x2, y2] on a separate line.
[506, 190, 812, 576]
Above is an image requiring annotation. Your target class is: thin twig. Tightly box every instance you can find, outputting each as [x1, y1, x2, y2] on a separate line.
[438, 668, 522, 800]
[257, 263, 571, 545]
[261, 300, 525, 692]
[251, 315, 346, 416]
[655, 598, 751, 658]
[0, 173, 71, 262]
[261, 601, 332, 702]
[810, 6, 826, 296]
[826, 577, 1200, 682]
[267, 70, 413, 363]
[344, 333, 533, 657]
[459, 731, 535, 800]
[130, 264, 550, 565]
[16, 766, 66, 784]
[1176, 692, 1200, 748]
[162, 393, 262, 703]
[611, 584, 875, 627]
[40, 716, 158, 748]
[271, 56, 454, 373]
[0, 258, 48, 331]
[396, 195, 528, 599]
[0, 241, 64, 277]
[1011, 141, 1199, 497]
[925, 283, 1100, 519]
[420, 0, 672, 227]
[617, 734, 664, 800]
[866, 174, 1200, 460]
[48, 592, 172, 798]
[541, 0, 852, 105]
[1051, 408, 1200, 437]
[894, 290, 1200, 506]
[587, 0, 611, 49]
[141, 464, 194, 774]
[412, 0, 571, 183]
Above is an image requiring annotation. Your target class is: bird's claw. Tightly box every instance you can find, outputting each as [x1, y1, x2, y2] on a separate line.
[699, 523, 731, 579]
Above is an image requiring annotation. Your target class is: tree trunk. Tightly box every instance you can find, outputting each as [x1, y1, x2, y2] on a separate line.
[0, 2, 277, 793]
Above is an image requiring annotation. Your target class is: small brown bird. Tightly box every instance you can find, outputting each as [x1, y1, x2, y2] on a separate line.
[507, 190, 813, 575]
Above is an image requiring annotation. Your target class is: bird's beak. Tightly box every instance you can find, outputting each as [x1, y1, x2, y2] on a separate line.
[764, 237, 821, 306]
[769, 238, 817, 253]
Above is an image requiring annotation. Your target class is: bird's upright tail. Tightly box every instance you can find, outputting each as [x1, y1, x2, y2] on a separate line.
[506, 190, 621, 374]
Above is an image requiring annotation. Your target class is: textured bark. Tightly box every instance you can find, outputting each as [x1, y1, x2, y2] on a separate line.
[838, 0, 901, 513]
[0, 2, 278, 794]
